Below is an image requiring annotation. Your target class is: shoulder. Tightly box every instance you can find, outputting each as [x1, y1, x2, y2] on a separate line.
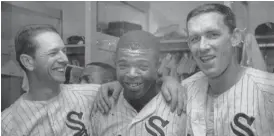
[181, 71, 207, 86]
[244, 67, 274, 94]
[2, 106, 13, 125]
[181, 71, 208, 95]
[1, 103, 15, 135]
[61, 84, 101, 97]
[2, 95, 25, 123]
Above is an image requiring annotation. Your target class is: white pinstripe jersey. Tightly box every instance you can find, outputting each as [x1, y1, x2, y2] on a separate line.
[183, 67, 274, 136]
[91, 91, 187, 136]
[1, 84, 100, 136]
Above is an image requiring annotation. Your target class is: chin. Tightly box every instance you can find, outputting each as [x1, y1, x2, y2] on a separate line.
[53, 77, 66, 83]
[204, 66, 229, 79]
[123, 86, 145, 99]
[201, 67, 220, 78]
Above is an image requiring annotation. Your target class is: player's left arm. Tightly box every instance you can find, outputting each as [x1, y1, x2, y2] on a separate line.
[90, 111, 100, 136]
[91, 76, 187, 115]
[158, 76, 187, 115]
[173, 112, 189, 136]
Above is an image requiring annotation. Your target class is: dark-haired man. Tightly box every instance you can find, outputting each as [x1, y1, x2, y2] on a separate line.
[184, 3, 274, 135]
[91, 30, 187, 136]
[1, 24, 185, 136]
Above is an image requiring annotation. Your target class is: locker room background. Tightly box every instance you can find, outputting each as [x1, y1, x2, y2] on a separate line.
[2, 1, 274, 111]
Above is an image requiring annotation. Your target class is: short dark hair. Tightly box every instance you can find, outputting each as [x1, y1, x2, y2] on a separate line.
[86, 62, 117, 80]
[186, 3, 236, 33]
[14, 24, 59, 71]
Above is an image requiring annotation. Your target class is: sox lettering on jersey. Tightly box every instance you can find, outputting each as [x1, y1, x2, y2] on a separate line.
[145, 116, 170, 136]
[230, 113, 255, 136]
[66, 111, 89, 136]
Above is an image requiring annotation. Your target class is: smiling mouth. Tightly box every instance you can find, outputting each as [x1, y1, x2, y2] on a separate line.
[200, 55, 216, 63]
[125, 82, 143, 88]
[53, 67, 65, 73]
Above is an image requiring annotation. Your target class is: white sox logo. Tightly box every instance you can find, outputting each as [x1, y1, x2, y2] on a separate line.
[66, 111, 89, 136]
[230, 113, 255, 136]
[145, 116, 170, 136]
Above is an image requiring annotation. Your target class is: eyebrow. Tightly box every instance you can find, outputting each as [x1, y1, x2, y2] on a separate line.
[48, 46, 65, 53]
[117, 58, 151, 63]
[117, 59, 127, 63]
[189, 28, 220, 36]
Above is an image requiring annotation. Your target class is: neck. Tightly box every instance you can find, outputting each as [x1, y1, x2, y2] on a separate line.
[208, 59, 246, 96]
[26, 74, 61, 101]
[125, 82, 158, 112]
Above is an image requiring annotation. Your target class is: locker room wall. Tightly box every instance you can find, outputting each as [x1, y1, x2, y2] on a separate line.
[39, 1, 86, 42]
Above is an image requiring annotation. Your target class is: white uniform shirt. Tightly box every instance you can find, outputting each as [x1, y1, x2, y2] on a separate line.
[183, 67, 274, 136]
[92, 92, 188, 136]
[1, 84, 100, 136]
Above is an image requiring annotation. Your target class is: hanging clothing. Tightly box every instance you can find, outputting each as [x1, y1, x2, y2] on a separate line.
[240, 33, 267, 71]
[158, 53, 172, 76]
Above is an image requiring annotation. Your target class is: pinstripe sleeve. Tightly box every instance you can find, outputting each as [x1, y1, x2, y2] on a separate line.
[175, 113, 188, 136]
[90, 111, 100, 136]
[62, 84, 101, 100]
[1, 107, 13, 136]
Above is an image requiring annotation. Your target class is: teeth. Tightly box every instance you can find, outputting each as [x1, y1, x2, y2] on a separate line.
[201, 56, 215, 62]
[56, 68, 64, 72]
[127, 83, 141, 87]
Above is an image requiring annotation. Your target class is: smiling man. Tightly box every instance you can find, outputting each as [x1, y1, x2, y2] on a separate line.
[91, 30, 187, 136]
[184, 3, 274, 136]
[1, 24, 99, 136]
[1, 25, 185, 136]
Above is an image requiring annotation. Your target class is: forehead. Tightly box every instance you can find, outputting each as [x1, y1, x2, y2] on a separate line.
[187, 12, 229, 35]
[116, 49, 156, 62]
[33, 32, 64, 50]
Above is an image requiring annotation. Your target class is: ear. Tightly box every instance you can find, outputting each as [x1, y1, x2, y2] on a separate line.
[20, 54, 35, 71]
[231, 28, 243, 47]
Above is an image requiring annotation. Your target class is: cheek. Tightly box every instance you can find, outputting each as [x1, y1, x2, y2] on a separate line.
[34, 57, 48, 69]
[216, 40, 233, 61]
[142, 70, 157, 80]
[116, 70, 125, 80]
[189, 44, 199, 56]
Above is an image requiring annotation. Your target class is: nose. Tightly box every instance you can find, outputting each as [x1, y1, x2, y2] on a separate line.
[57, 50, 69, 65]
[199, 37, 210, 54]
[199, 36, 210, 52]
[126, 67, 139, 78]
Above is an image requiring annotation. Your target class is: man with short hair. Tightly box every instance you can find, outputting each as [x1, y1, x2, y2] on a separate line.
[184, 3, 274, 135]
[1, 24, 185, 136]
[91, 30, 187, 136]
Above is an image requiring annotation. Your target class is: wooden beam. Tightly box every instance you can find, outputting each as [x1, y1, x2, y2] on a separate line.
[3, 1, 62, 19]
[84, 1, 97, 65]
[120, 1, 150, 13]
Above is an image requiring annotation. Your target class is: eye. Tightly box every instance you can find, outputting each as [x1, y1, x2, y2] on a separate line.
[207, 32, 220, 39]
[189, 36, 200, 44]
[62, 48, 67, 54]
[49, 51, 58, 56]
[118, 63, 129, 70]
[139, 65, 149, 71]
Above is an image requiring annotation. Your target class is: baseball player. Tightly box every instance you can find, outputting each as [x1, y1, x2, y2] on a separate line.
[184, 3, 274, 136]
[91, 30, 188, 136]
[1, 25, 185, 136]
